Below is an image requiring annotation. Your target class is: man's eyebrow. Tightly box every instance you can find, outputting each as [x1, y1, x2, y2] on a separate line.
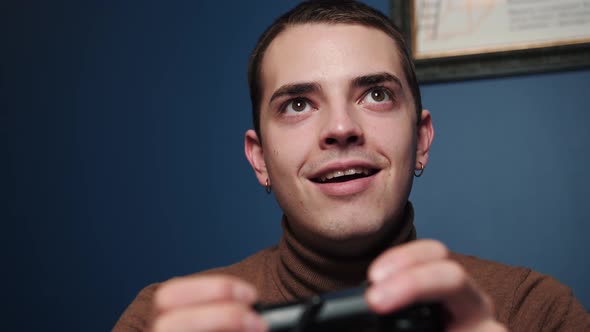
[352, 72, 402, 88]
[269, 82, 321, 103]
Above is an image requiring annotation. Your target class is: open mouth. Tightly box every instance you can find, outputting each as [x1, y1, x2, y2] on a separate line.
[311, 167, 379, 184]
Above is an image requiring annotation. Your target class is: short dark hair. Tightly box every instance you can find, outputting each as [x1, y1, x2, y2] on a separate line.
[248, 0, 422, 139]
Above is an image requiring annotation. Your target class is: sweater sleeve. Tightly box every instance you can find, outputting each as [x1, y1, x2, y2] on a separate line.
[508, 269, 589, 331]
[112, 283, 159, 332]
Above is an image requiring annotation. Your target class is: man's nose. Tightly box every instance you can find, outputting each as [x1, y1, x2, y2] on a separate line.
[319, 106, 364, 149]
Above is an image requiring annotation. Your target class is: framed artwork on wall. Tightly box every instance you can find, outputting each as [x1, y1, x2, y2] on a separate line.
[390, 0, 590, 83]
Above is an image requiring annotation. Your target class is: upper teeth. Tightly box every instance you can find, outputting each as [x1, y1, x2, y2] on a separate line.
[319, 167, 370, 182]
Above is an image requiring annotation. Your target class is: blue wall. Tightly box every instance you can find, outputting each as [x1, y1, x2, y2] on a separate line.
[3, 1, 588, 331]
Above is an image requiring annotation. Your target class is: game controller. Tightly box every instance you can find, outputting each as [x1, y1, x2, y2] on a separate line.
[255, 286, 447, 331]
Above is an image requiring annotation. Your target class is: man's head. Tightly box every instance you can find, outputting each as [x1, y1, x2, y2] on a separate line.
[248, 0, 423, 141]
[245, 0, 433, 256]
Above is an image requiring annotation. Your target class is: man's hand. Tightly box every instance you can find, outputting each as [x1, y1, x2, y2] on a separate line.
[152, 275, 267, 332]
[366, 240, 507, 331]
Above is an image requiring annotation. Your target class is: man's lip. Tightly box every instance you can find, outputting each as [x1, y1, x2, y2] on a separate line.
[310, 168, 380, 197]
[307, 160, 381, 181]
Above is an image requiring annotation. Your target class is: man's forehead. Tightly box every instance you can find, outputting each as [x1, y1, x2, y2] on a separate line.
[260, 23, 406, 95]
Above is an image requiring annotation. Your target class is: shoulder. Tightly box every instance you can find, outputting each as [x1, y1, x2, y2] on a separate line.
[450, 252, 529, 321]
[451, 252, 589, 330]
[112, 245, 278, 331]
[450, 252, 531, 294]
[112, 283, 159, 332]
[198, 245, 277, 282]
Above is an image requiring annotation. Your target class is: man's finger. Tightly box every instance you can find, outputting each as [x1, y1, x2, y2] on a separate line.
[155, 275, 258, 313]
[368, 239, 449, 282]
[366, 260, 494, 323]
[152, 302, 267, 332]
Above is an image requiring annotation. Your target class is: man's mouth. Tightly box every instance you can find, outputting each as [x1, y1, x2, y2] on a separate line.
[311, 167, 378, 183]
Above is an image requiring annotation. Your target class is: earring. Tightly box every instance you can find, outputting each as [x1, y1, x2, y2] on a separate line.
[265, 178, 272, 194]
[414, 161, 424, 177]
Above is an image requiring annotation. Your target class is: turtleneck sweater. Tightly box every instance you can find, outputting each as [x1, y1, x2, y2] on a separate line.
[113, 203, 589, 331]
[264, 203, 416, 301]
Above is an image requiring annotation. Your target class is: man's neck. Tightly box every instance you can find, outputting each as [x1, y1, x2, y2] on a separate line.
[284, 203, 415, 258]
[271, 202, 416, 299]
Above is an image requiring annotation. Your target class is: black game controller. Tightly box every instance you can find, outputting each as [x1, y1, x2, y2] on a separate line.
[255, 287, 447, 331]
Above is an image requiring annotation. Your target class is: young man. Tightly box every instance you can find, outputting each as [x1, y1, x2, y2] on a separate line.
[114, 1, 589, 331]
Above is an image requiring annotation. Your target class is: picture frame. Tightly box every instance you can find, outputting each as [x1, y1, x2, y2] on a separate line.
[390, 0, 590, 83]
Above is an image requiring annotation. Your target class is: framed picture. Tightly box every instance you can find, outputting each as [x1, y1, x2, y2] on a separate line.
[390, 0, 590, 83]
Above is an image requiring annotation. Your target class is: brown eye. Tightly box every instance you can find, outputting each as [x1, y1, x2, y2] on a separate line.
[371, 89, 385, 102]
[283, 98, 311, 114]
[362, 87, 391, 104]
[292, 99, 307, 112]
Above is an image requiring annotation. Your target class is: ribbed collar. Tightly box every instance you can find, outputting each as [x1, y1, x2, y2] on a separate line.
[270, 202, 416, 301]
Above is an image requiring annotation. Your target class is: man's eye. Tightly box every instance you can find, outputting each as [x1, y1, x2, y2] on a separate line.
[362, 87, 391, 104]
[283, 98, 312, 114]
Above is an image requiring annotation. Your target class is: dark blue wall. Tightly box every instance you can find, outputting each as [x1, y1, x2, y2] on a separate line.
[3, 1, 588, 331]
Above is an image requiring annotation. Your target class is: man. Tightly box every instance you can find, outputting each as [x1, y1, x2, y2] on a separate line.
[114, 1, 589, 331]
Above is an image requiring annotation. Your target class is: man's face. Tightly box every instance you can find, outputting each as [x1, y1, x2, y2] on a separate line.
[246, 23, 433, 255]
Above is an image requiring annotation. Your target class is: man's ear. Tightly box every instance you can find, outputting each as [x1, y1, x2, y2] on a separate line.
[416, 109, 434, 167]
[245, 129, 269, 187]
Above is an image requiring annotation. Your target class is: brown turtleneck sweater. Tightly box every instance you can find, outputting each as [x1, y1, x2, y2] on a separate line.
[113, 204, 589, 331]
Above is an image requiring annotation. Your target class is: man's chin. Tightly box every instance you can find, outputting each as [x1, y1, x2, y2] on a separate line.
[296, 217, 394, 254]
